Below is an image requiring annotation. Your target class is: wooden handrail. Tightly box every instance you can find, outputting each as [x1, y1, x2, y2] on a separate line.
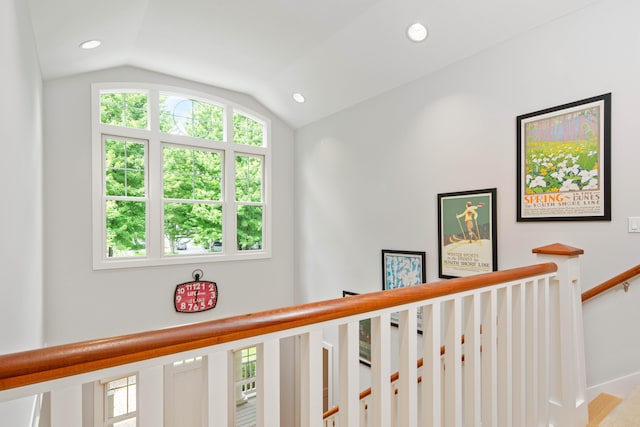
[582, 264, 640, 302]
[0, 263, 556, 392]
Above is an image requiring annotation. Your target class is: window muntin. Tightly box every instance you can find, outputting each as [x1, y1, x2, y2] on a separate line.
[100, 92, 148, 130]
[93, 84, 270, 268]
[159, 93, 224, 140]
[105, 139, 146, 198]
[104, 375, 137, 427]
[239, 346, 257, 397]
[235, 154, 262, 203]
[163, 145, 224, 255]
[104, 137, 147, 258]
[235, 154, 264, 251]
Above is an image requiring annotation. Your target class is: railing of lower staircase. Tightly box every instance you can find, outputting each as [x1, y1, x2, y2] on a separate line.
[582, 263, 640, 302]
[0, 244, 588, 427]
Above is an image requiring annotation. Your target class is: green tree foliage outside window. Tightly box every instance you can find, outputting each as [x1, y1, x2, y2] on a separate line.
[101, 93, 148, 129]
[160, 95, 224, 141]
[163, 146, 223, 254]
[163, 203, 222, 255]
[104, 138, 146, 257]
[237, 205, 262, 250]
[105, 139, 145, 197]
[233, 112, 264, 146]
[97, 88, 268, 264]
[236, 155, 263, 250]
[235, 155, 262, 203]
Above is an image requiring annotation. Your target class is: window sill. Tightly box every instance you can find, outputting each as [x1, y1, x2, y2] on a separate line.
[92, 250, 271, 270]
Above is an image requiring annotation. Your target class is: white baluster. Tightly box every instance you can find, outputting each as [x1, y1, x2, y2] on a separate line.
[525, 279, 540, 426]
[513, 282, 526, 426]
[463, 293, 481, 427]
[50, 385, 81, 427]
[443, 298, 462, 427]
[537, 277, 550, 424]
[257, 339, 280, 426]
[208, 350, 232, 427]
[300, 329, 323, 427]
[371, 313, 391, 427]
[138, 365, 164, 427]
[339, 321, 360, 426]
[422, 303, 441, 427]
[481, 289, 498, 426]
[397, 308, 418, 427]
[497, 286, 513, 427]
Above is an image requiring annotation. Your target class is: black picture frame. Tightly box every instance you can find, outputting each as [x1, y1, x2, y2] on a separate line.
[516, 93, 611, 221]
[342, 291, 371, 366]
[437, 188, 498, 279]
[381, 250, 425, 333]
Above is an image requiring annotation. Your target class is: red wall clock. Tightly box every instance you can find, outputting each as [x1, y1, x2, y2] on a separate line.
[174, 270, 218, 313]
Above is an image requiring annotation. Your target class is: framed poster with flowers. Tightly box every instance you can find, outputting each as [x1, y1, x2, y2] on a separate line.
[516, 93, 611, 221]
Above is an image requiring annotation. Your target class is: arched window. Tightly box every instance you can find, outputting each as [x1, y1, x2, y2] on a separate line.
[92, 84, 270, 269]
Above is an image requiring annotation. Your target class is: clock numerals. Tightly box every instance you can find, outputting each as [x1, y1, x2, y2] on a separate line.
[174, 281, 218, 313]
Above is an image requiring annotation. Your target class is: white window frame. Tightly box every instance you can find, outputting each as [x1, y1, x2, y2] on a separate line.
[94, 373, 138, 427]
[92, 83, 272, 269]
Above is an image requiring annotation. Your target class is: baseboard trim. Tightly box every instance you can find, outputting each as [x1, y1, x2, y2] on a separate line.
[588, 370, 640, 401]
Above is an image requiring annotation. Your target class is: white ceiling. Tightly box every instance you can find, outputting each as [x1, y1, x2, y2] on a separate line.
[27, 0, 600, 129]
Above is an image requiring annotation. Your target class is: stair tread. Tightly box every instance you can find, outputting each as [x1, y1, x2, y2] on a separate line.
[588, 393, 624, 427]
[600, 386, 640, 427]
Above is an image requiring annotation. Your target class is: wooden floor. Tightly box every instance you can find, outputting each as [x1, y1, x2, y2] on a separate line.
[588, 393, 623, 427]
[598, 386, 640, 427]
[236, 396, 257, 427]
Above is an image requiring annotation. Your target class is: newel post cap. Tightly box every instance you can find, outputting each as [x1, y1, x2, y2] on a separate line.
[532, 243, 584, 256]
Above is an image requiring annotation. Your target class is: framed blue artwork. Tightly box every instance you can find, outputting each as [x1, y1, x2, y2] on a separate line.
[381, 250, 426, 332]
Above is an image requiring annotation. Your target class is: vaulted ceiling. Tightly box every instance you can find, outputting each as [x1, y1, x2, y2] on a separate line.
[27, 0, 600, 129]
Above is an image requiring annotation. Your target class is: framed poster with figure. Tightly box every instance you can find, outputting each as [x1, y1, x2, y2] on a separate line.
[438, 188, 497, 279]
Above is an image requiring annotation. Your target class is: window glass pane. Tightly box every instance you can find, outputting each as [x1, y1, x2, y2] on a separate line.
[112, 420, 136, 427]
[164, 202, 222, 255]
[106, 375, 136, 418]
[237, 205, 262, 251]
[106, 201, 146, 257]
[241, 346, 257, 380]
[233, 112, 264, 146]
[101, 92, 148, 129]
[235, 155, 262, 202]
[105, 139, 146, 197]
[163, 146, 222, 200]
[159, 94, 224, 140]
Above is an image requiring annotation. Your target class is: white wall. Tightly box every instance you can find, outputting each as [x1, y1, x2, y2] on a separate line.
[0, 0, 43, 423]
[295, 0, 640, 391]
[42, 66, 295, 344]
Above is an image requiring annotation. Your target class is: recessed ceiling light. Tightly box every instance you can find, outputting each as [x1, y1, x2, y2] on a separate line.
[293, 92, 305, 103]
[406, 23, 428, 43]
[79, 40, 102, 50]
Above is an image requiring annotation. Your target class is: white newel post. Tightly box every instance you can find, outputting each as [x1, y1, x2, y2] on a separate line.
[533, 243, 588, 427]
